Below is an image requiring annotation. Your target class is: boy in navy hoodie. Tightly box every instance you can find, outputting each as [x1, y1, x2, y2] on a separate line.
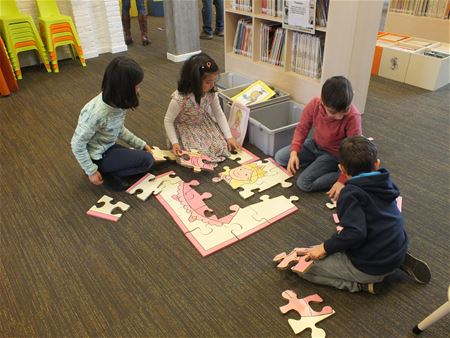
[298, 136, 431, 294]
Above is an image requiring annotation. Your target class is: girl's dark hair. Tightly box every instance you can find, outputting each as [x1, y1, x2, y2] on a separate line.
[102, 56, 144, 109]
[177, 53, 219, 104]
[339, 136, 378, 176]
[321, 76, 353, 113]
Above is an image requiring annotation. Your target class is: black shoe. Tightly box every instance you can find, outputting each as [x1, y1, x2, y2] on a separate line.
[214, 30, 224, 37]
[400, 252, 431, 284]
[200, 32, 213, 40]
[103, 174, 130, 191]
[360, 282, 384, 295]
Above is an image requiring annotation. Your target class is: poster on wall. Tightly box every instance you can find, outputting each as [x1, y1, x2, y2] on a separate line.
[282, 0, 316, 34]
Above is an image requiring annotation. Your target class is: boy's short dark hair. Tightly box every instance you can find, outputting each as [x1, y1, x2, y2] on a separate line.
[178, 52, 219, 104]
[321, 76, 353, 113]
[102, 56, 144, 109]
[339, 136, 378, 176]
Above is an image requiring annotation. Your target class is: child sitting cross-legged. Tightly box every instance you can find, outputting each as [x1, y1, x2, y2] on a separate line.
[297, 136, 431, 294]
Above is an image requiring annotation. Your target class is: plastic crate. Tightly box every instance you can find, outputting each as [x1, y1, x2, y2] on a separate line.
[248, 100, 304, 156]
[218, 83, 290, 117]
[216, 72, 254, 90]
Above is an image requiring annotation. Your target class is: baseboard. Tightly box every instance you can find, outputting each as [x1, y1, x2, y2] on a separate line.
[167, 50, 202, 63]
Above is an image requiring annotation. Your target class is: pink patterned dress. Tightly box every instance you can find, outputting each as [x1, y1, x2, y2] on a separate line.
[172, 91, 230, 162]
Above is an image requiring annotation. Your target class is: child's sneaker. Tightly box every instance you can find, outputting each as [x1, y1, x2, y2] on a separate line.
[400, 252, 431, 284]
[360, 282, 384, 295]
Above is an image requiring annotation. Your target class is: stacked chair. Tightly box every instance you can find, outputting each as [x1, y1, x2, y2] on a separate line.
[35, 0, 86, 73]
[0, 0, 51, 79]
[0, 35, 18, 95]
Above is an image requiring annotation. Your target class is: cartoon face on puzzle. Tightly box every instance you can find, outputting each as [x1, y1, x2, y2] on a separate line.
[223, 163, 266, 189]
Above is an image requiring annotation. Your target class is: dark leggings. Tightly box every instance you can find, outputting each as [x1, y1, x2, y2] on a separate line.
[94, 144, 153, 177]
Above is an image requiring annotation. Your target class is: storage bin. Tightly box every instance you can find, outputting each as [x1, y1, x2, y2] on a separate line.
[149, 0, 164, 16]
[248, 100, 304, 156]
[216, 72, 254, 90]
[219, 83, 290, 117]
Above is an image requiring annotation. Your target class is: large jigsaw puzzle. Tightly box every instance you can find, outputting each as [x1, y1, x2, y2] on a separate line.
[151, 146, 177, 162]
[87, 195, 130, 222]
[145, 172, 299, 256]
[280, 290, 335, 338]
[212, 158, 293, 199]
[228, 147, 260, 165]
[127, 172, 181, 201]
[177, 149, 217, 172]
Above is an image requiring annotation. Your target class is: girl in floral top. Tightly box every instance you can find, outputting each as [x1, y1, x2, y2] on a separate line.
[164, 53, 240, 162]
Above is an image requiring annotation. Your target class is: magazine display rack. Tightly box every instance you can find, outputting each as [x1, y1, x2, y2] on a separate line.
[224, 0, 384, 113]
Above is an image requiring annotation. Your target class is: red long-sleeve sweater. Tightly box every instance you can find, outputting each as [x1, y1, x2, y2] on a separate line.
[291, 97, 362, 183]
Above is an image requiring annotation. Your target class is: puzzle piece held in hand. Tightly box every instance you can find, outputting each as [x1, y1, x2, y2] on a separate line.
[325, 200, 336, 210]
[177, 149, 217, 172]
[213, 158, 293, 199]
[127, 171, 180, 201]
[280, 290, 335, 338]
[87, 195, 130, 222]
[273, 248, 313, 273]
[228, 147, 260, 165]
[151, 146, 176, 162]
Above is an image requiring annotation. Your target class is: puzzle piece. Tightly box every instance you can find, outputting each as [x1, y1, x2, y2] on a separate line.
[291, 256, 314, 274]
[177, 149, 217, 172]
[228, 147, 260, 165]
[213, 158, 293, 199]
[127, 171, 180, 201]
[150, 146, 177, 162]
[280, 290, 335, 338]
[86, 195, 130, 222]
[325, 200, 336, 210]
[273, 248, 313, 273]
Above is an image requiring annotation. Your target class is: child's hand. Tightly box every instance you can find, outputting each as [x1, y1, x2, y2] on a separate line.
[327, 181, 345, 201]
[143, 144, 153, 154]
[89, 171, 103, 185]
[227, 137, 241, 151]
[287, 151, 300, 175]
[305, 243, 327, 261]
[171, 143, 183, 156]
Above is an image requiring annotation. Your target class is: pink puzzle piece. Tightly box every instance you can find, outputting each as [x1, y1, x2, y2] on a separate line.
[177, 149, 217, 172]
[291, 256, 314, 274]
[228, 147, 260, 165]
[280, 290, 335, 337]
[273, 248, 313, 273]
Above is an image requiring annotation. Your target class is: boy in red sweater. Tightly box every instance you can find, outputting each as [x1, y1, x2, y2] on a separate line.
[275, 76, 361, 200]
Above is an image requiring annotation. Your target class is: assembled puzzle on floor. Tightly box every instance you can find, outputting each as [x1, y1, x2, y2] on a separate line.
[177, 149, 217, 172]
[213, 158, 293, 199]
[228, 147, 260, 165]
[86, 195, 130, 222]
[280, 290, 335, 338]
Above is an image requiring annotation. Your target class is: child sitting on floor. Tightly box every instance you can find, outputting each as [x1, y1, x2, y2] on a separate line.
[297, 136, 431, 294]
[164, 53, 240, 162]
[275, 76, 361, 201]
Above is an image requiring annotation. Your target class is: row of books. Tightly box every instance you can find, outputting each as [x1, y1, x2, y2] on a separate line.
[259, 23, 286, 66]
[291, 32, 323, 79]
[389, 0, 450, 18]
[230, 0, 253, 12]
[233, 18, 253, 57]
[315, 0, 330, 27]
[261, 0, 283, 17]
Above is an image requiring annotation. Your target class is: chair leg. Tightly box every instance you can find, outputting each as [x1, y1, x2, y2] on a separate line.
[413, 300, 450, 334]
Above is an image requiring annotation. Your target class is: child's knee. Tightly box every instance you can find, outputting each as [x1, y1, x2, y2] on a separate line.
[142, 152, 154, 170]
[296, 177, 313, 192]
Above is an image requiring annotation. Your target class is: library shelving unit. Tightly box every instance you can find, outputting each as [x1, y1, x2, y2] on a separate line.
[224, 0, 384, 113]
[384, 1, 450, 43]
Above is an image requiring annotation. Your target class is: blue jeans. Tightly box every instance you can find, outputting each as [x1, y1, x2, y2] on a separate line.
[202, 0, 224, 35]
[95, 144, 153, 177]
[122, 0, 146, 15]
[274, 138, 339, 192]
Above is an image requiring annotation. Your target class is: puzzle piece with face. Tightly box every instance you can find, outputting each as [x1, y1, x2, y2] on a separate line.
[228, 147, 260, 165]
[150, 146, 177, 162]
[87, 195, 130, 222]
[176, 149, 217, 173]
[127, 171, 180, 201]
[280, 290, 335, 337]
[213, 158, 293, 199]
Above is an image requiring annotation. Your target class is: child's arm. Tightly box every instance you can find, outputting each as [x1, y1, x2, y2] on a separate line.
[324, 189, 368, 254]
[71, 118, 100, 178]
[119, 126, 146, 149]
[210, 94, 233, 140]
[164, 98, 182, 147]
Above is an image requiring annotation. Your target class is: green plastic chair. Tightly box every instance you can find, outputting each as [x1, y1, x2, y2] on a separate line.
[35, 0, 85, 72]
[0, 0, 51, 79]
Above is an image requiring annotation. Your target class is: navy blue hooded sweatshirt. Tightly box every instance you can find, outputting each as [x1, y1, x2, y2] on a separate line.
[324, 168, 408, 275]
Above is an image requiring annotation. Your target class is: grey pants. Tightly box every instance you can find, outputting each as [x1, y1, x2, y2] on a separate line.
[298, 252, 389, 292]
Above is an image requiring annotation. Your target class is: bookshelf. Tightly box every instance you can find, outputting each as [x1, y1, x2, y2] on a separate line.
[224, 0, 384, 113]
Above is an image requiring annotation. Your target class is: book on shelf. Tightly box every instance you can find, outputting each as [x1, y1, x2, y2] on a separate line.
[231, 0, 253, 12]
[230, 80, 276, 106]
[260, 23, 286, 66]
[283, 0, 316, 34]
[315, 0, 329, 27]
[291, 31, 323, 79]
[261, 0, 283, 17]
[389, 0, 450, 19]
[233, 18, 253, 57]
